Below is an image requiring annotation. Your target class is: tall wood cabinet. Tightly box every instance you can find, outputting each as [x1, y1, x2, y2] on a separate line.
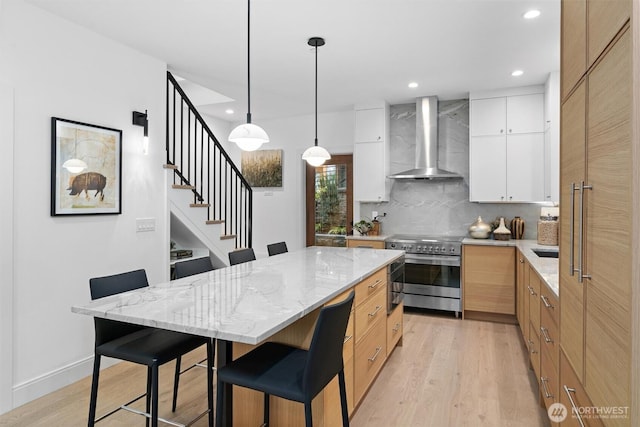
[559, 0, 634, 425]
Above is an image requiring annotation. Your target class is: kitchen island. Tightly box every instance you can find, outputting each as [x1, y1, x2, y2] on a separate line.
[72, 246, 404, 426]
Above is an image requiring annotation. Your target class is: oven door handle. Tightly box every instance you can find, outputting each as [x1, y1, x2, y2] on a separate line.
[404, 254, 461, 267]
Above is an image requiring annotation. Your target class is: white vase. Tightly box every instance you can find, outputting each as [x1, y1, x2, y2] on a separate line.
[493, 217, 511, 241]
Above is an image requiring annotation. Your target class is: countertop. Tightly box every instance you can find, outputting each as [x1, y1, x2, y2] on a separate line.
[463, 238, 559, 296]
[72, 246, 404, 345]
[345, 234, 389, 241]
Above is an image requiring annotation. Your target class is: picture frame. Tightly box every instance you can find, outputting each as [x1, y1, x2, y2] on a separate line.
[51, 117, 122, 216]
[241, 149, 283, 188]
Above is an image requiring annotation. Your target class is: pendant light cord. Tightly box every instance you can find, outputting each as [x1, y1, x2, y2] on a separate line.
[246, 0, 252, 124]
[314, 42, 318, 146]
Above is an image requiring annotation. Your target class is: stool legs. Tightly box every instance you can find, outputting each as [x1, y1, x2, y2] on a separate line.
[338, 369, 350, 426]
[263, 393, 270, 426]
[88, 355, 101, 427]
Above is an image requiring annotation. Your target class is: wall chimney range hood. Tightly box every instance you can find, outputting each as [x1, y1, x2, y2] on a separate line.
[388, 96, 462, 179]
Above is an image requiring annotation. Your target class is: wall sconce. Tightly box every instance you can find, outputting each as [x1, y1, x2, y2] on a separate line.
[132, 110, 149, 154]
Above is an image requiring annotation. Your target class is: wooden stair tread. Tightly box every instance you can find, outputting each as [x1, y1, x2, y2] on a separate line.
[172, 184, 195, 190]
[163, 164, 177, 169]
[220, 235, 236, 240]
[189, 203, 210, 208]
[206, 220, 225, 225]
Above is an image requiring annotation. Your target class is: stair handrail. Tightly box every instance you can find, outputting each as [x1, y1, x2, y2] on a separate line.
[166, 71, 252, 248]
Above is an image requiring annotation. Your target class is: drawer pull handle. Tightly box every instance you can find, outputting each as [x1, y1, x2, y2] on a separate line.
[392, 323, 400, 333]
[343, 335, 353, 344]
[540, 376, 554, 399]
[368, 305, 382, 317]
[541, 295, 554, 309]
[540, 326, 553, 344]
[527, 285, 536, 296]
[368, 346, 382, 362]
[528, 340, 537, 354]
[564, 385, 586, 427]
[368, 279, 382, 289]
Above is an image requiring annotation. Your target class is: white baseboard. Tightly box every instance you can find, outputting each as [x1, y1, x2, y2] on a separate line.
[11, 355, 118, 410]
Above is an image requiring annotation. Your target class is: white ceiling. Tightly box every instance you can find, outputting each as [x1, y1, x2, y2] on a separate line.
[26, 0, 560, 122]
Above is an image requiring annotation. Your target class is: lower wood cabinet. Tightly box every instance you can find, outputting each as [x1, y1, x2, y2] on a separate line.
[559, 349, 604, 427]
[387, 302, 403, 351]
[354, 314, 387, 403]
[463, 245, 516, 316]
[231, 265, 402, 426]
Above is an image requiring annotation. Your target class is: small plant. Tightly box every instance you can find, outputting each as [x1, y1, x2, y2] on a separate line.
[353, 219, 373, 235]
[328, 225, 347, 235]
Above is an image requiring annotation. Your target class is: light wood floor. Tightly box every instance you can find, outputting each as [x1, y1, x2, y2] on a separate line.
[0, 311, 550, 427]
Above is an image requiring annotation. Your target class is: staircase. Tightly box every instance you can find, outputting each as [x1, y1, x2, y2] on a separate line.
[165, 71, 252, 264]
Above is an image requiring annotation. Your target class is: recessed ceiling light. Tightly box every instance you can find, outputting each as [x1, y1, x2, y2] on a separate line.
[408, 82, 419, 89]
[523, 9, 541, 19]
[511, 70, 524, 77]
[225, 109, 234, 114]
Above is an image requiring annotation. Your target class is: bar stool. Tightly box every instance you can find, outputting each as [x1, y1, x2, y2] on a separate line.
[88, 269, 214, 427]
[215, 291, 354, 427]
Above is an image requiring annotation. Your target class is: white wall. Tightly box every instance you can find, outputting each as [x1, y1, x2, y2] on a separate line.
[0, 0, 169, 410]
[0, 1, 355, 411]
[221, 111, 354, 258]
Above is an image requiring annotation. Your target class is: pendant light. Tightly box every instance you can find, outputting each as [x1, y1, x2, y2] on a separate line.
[302, 37, 331, 167]
[62, 128, 87, 173]
[228, 0, 269, 151]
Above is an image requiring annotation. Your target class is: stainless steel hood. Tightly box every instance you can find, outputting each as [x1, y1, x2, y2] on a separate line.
[388, 96, 462, 179]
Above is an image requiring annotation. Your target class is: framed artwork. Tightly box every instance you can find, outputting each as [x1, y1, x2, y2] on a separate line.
[51, 117, 122, 216]
[241, 149, 283, 188]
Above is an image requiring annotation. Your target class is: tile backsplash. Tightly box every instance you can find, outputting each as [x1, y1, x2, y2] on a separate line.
[361, 100, 545, 240]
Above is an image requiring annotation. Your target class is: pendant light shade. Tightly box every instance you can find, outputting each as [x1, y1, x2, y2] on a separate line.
[302, 145, 331, 166]
[229, 122, 269, 151]
[303, 37, 330, 166]
[229, 0, 269, 151]
[62, 158, 88, 174]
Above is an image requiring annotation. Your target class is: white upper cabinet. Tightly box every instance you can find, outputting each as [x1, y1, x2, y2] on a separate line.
[506, 94, 545, 134]
[470, 93, 544, 136]
[355, 108, 385, 142]
[544, 71, 560, 202]
[469, 86, 545, 202]
[470, 97, 507, 136]
[353, 103, 390, 202]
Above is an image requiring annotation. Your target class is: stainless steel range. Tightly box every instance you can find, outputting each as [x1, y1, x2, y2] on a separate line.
[385, 235, 463, 316]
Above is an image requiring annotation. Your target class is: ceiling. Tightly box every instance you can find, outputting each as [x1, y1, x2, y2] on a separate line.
[26, 0, 560, 122]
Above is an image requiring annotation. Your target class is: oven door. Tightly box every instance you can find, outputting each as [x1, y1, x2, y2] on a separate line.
[403, 254, 461, 309]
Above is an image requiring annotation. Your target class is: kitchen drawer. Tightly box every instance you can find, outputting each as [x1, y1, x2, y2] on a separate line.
[343, 312, 354, 362]
[354, 316, 387, 403]
[347, 239, 385, 249]
[559, 350, 604, 427]
[540, 296, 559, 372]
[540, 342, 559, 419]
[386, 302, 403, 352]
[529, 322, 541, 379]
[354, 267, 386, 307]
[355, 285, 387, 342]
[540, 283, 558, 328]
[528, 269, 541, 332]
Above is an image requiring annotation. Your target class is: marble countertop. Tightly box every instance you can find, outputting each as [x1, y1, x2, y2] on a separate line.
[463, 238, 559, 296]
[72, 246, 404, 345]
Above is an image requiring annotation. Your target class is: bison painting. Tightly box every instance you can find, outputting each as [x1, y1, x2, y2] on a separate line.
[67, 172, 107, 201]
